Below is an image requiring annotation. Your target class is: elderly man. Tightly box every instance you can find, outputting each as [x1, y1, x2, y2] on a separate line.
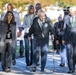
[28, 9, 54, 72]
[63, 6, 76, 73]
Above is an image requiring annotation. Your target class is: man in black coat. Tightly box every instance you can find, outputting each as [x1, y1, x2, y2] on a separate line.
[28, 9, 54, 72]
[63, 6, 76, 73]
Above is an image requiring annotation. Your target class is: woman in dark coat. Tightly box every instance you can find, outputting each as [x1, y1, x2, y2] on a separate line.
[1, 11, 16, 72]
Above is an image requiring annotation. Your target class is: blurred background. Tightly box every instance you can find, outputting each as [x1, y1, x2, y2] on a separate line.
[0, 0, 75, 23]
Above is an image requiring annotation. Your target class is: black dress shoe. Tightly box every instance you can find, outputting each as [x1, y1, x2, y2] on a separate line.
[59, 64, 65, 67]
[32, 67, 36, 72]
[68, 70, 74, 73]
[41, 69, 44, 72]
[12, 60, 16, 65]
[26, 63, 31, 67]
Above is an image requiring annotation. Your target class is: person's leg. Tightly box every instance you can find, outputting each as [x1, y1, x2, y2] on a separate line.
[30, 39, 34, 65]
[0, 53, 1, 61]
[32, 46, 39, 67]
[41, 44, 48, 71]
[24, 38, 30, 66]
[56, 44, 60, 54]
[73, 45, 76, 72]
[19, 40, 24, 57]
[32, 39, 40, 72]
[1, 43, 7, 71]
[40, 38, 48, 72]
[6, 40, 12, 72]
[67, 43, 74, 73]
[60, 45, 67, 67]
[1, 52, 6, 71]
[30, 38, 39, 66]
[12, 41, 16, 65]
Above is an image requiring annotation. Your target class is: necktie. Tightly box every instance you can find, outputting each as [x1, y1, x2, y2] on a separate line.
[71, 17, 74, 27]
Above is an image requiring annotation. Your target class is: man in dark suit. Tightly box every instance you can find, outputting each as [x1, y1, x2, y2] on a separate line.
[63, 6, 76, 73]
[28, 9, 54, 72]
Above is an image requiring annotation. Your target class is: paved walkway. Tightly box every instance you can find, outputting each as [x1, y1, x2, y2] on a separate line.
[0, 53, 76, 75]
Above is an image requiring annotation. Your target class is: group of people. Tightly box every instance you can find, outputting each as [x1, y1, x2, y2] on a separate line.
[54, 6, 76, 73]
[0, 2, 76, 74]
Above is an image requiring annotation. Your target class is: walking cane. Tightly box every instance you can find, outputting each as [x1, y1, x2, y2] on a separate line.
[52, 40, 56, 72]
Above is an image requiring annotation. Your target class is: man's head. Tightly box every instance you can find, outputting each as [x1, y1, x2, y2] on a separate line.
[38, 9, 45, 22]
[35, 3, 42, 14]
[7, 3, 13, 11]
[58, 14, 62, 21]
[69, 6, 76, 17]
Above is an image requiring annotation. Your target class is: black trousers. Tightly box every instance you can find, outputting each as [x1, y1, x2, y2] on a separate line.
[30, 39, 34, 65]
[19, 40, 24, 56]
[67, 42, 76, 71]
[1, 39, 12, 69]
[24, 37, 34, 66]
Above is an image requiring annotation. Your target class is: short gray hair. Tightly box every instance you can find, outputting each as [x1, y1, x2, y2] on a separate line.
[37, 9, 45, 16]
[69, 6, 76, 12]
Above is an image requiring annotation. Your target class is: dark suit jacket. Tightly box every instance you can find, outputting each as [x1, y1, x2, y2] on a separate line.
[63, 15, 76, 44]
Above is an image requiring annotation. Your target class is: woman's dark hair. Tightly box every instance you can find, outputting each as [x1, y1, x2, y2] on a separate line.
[28, 5, 34, 15]
[3, 11, 16, 24]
